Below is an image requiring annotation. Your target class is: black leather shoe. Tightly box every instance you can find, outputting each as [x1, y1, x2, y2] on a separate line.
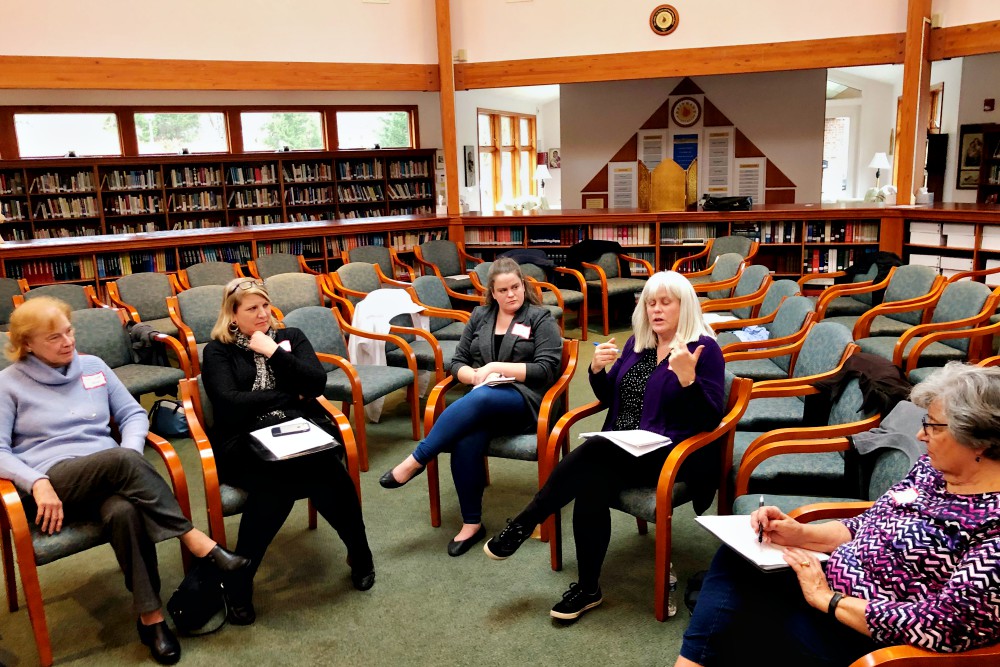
[137, 619, 181, 665]
[204, 544, 250, 573]
[351, 568, 376, 591]
[447, 525, 487, 557]
[203, 545, 255, 624]
[226, 597, 256, 626]
[379, 464, 425, 489]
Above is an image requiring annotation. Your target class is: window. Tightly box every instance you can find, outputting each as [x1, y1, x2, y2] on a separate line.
[477, 111, 536, 211]
[336, 110, 413, 149]
[241, 111, 325, 152]
[135, 112, 228, 154]
[14, 113, 122, 158]
[822, 116, 851, 202]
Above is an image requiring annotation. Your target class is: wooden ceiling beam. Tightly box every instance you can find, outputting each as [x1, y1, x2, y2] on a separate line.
[929, 20, 1000, 60]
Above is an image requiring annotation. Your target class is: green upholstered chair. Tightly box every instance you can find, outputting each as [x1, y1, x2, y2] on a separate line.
[247, 252, 317, 280]
[700, 263, 771, 318]
[545, 371, 752, 621]
[343, 245, 415, 282]
[805, 263, 880, 318]
[413, 239, 481, 295]
[71, 307, 190, 398]
[520, 261, 586, 338]
[722, 296, 817, 381]
[166, 285, 225, 376]
[0, 332, 11, 370]
[857, 281, 1000, 373]
[905, 318, 1000, 384]
[281, 305, 421, 472]
[328, 261, 410, 307]
[407, 275, 472, 341]
[713, 279, 801, 345]
[467, 261, 493, 295]
[263, 272, 325, 317]
[0, 431, 191, 667]
[691, 253, 747, 301]
[471, 262, 567, 335]
[580, 250, 653, 336]
[819, 265, 944, 338]
[178, 377, 359, 546]
[735, 321, 857, 432]
[672, 234, 759, 284]
[106, 271, 180, 336]
[177, 261, 243, 289]
[0, 277, 26, 331]
[16, 283, 103, 311]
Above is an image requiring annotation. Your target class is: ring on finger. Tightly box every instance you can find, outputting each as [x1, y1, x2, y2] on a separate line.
[800, 561, 809, 567]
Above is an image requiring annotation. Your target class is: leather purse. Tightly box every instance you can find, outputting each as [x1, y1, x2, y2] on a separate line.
[701, 195, 753, 211]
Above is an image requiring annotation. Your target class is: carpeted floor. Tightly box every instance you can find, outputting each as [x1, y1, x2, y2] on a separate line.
[0, 321, 726, 667]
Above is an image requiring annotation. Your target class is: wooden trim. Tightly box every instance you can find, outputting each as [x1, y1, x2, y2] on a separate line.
[454, 34, 905, 89]
[930, 20, 1000, 60]
[895, 0, 932, 205]
[117, 112, 139, 157]
[0, 109, 17, 159]
[0, 56, 440, 92]
[436, 0, 459, 217]
[225, 110, 243, 153]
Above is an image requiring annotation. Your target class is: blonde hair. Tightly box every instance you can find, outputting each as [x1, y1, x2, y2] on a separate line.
[5, 296, 73, 362]
[631, 271, 714, 353]
[210, 279, 281, 344]
[484, 257, 540, 308]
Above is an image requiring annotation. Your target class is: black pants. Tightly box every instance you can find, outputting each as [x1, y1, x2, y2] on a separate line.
[220, 444, 372, 576]
[41, 448, 194, 614]
[516, 436, 672, 590]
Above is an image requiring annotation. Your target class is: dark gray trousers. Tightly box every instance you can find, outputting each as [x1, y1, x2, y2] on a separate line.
[41, 448, 194, 614]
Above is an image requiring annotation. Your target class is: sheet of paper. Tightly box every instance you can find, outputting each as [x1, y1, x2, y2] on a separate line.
[702, 313, 739, 324]
[473, 375, 517, 389]
[695, 514, 829, 571]
[249, 418, 336, 460]
[579, 430, 672, 457]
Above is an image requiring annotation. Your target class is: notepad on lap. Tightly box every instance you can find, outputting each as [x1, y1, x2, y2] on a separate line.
[695, 514, 830, 572]
[249, 418, 337, 461]
[578, 430, 672, 457]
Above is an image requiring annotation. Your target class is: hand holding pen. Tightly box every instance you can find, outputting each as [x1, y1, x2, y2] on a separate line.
[591, 337, 620, 373]
[757, 495, 765, 543]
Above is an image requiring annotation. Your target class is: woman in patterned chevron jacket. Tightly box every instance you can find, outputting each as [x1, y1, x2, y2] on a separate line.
[675, 362, 1000, 667]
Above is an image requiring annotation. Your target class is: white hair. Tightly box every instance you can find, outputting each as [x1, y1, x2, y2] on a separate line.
[631, 271, 714, 353]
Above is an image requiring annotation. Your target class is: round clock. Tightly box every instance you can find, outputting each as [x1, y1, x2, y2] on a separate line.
[649, 4, 679, 36]
[671, 96, 702, 127]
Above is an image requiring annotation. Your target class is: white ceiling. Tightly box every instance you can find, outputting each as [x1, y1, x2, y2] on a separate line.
[830, 64, 904, 86]
[484, 85, 561, 104]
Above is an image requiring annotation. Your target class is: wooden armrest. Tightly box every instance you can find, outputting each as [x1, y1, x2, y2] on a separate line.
[153, 332, 194, 378]
[580, 261, 607, 285]
[390, 251, 417, 282]
[373, 264, 412, 289]
[527, 277, 565, 309]
[389, 325, 445, 378]
[619, 253, 654, 276]
[693, 273, 742, 295]
[543, 399, 606, 471]
[146, 432, 192, 521]
[554, 266, 587, 291]
[458, 247, 484, 266]
[797, 270, 846, 289]
[418, 304, 471, 323]
[724, 329, 807, 362]
[423, 375, 461, 438]
[853, 281, 944, 339]
[815, 268, 896, 317]
[790, 502, 872, 523]
[105, 283, 140, 322]
[713, 304, 783, 332]
[166, 296, 201, 375]
[892, 311, 996, 368]
[735, 436, 854, 498]
[671, 244, 711, 272]
[297, 256, 319, 275]
[906, 318, 1000, 374]
[316, 396, 362, 499]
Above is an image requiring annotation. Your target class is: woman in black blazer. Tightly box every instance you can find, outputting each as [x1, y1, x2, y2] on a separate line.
[202, 279, 375, 625]
[380, 258, 563, 556]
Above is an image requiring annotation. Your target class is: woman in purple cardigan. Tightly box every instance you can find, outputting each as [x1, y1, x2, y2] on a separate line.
[484, 270, 725, 621]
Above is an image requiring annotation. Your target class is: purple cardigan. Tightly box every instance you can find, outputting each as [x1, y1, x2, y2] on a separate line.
[589, 334, 725, 446]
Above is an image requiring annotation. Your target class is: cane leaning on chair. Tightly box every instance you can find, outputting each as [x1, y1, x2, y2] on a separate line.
[0, 297, 250, 665]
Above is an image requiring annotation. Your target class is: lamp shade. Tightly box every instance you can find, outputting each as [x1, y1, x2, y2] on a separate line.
[868, 152, 891, 170]
[535, 164, 552, 181]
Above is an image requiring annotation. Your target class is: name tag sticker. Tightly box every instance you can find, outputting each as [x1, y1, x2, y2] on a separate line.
[889, 487, 919, 505]
[278, 340, 292, 352]
[511, 323, 531, 339]
[82, 372, 107, 390]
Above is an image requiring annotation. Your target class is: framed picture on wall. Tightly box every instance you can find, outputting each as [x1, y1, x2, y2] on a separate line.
[463, 145, 476, 187]
[548, 148, 561, 169]
[957, 124, 983, 189]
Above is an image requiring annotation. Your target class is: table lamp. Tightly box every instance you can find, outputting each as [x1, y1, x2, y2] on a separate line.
[535, 164, 552, 209]
[868, 152, 891, 189]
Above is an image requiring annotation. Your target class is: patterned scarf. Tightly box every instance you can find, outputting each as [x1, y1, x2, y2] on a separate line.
[234, 329, 287, 422]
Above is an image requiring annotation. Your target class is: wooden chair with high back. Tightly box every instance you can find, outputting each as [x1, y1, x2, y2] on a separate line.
[176, 261, 244, 290]
[247, 252, 318, 280]
[672, 234, 760, 282]
[413, 239, 482, 296]
[13, 283, 106, 311]
[343, 245, 416, 282]
[579, 250, 654, 336]
[106, 271, 182, 336]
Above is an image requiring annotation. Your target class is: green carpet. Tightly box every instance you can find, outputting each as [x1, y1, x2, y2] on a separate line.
[0, 323, 724, 666]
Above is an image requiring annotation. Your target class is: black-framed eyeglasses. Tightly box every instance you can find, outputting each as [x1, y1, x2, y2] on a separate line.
[227, 280, 264, 296]
[921, 416, 949, 435]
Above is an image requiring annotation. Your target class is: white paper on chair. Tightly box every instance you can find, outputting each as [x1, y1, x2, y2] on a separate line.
[249, 418, 337, 460]
[578, 430, 672, 457]
[695, 515, 830, 572]
[702, 313, 739, 324]
[444, 274, 468, 281]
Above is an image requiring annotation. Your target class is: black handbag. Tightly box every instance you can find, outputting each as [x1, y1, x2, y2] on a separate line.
[701, 195, 753, 211]
[167, 561, 227, 635]
[149, 399, 189, 437]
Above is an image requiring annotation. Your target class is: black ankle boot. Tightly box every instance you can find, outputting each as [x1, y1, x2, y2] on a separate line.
[204, 544, 250, 572]
[137, 619, 181, 665]
[203, 545, 255, 625]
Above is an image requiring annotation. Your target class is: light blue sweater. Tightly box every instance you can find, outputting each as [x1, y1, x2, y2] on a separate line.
[0, 352, 148, 493]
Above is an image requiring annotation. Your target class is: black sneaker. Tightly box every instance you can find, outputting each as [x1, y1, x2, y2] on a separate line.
[483, 519, 533, 560]
[550, 583, 602, 621]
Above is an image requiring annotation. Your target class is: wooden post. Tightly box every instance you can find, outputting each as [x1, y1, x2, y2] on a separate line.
[895, 0, 932, 204]
[435, 0, 461, 238]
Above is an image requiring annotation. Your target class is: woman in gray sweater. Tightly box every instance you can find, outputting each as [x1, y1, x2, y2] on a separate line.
[0, 297, 249, 665]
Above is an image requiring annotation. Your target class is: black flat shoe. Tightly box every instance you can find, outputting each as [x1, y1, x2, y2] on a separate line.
[351, 568, 376, 591]
[379, 464, 425, 489]
[204, 544, 250, 573]
[447, 525, 487, 557]
[204, 545, 255, 625]
[137, 619, 181, 665]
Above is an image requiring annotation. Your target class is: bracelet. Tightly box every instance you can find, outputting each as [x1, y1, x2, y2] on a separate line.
[827, 592, 845, 616]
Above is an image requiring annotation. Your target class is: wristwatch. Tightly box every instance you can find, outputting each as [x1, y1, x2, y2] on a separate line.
[828, 592, 845, 616]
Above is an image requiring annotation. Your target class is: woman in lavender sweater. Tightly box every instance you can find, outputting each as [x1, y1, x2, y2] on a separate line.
[0, 297, 250, 665]
[676, 362, 1000, 667]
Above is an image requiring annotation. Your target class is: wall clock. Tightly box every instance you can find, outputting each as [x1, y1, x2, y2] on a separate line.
[671, 97, 702, 127]
[649, 5, 679, 36]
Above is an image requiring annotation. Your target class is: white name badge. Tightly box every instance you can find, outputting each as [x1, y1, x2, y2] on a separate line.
[82, 372, 107, 390]
[278, 340, 292, 352]
[511, 323, 531, 339]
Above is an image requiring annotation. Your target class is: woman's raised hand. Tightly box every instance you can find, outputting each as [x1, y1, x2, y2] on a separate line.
[669, 342, 703, 387]
[591, 337, 620, 373]
[248, 331, 279, 357]
[31, 478, 63, 535]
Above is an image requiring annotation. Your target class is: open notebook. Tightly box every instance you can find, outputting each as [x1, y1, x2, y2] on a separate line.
[695, 514, 830, 572]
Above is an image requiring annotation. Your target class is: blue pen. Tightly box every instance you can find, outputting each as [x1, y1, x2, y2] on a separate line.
[757, 495, 765, 543]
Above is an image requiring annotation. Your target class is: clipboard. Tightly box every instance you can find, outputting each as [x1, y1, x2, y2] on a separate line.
[695, 515, 829, 572]
[248, 417, 338, 461]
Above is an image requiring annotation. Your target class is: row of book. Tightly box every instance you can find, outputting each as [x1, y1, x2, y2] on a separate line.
[102, 169, 162, 191]
[389, 160, 431, 179]
[105, 194, 163, 216]
[259, 239, 324, 256]
[986, 165, 1000, 185]
[0, 227, 29, 241]
[107, 221, 160, 235]
[288, 211, 335, 222]
[32, 227, 99, 239]
[96, 251, 177, 277]
[282, 163, 334, 183]
[389, 204, 433, 216]
[390, 229, 446, 252]
[387, 182, 432, 200]
[337, 161, 383, 180]
[168, 192, 222, 212]
[178, 244, 253, 267]
[591, 224, 654, 245]
[338, 184, 384, 203]
[0, 172, 25, 195]
[338, 209, 384, 219]
[731, 221, 799, 244]
[285, 186, 335, 206]
[236, 214, 282, 226]
[228, 165, 278, 186]
[803, 221, 879, 244]
[169, 167, 224, 188]
[802, 247, 874, 274]
[34, 197, 99, 219]
[171, 218, 224, 230]
[466, 226, 525, 246]
[1, 200, 27, 220]
[29, 171, 96, 194]
[528, 226, 585, 246]
[227, 189, 281, 209]
[329, 234, 387, 253]
[7, 258, 96, 283]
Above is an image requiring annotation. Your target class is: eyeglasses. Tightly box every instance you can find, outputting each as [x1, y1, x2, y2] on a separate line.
[921, 416, 949, 435]
[227, 280, 264, 296]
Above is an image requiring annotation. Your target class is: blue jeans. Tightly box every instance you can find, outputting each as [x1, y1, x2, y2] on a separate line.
[680, 547, 877, 667]
[412, 385, 532, 524]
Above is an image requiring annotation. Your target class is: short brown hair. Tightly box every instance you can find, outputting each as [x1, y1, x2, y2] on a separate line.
[5, 297, 73, 362]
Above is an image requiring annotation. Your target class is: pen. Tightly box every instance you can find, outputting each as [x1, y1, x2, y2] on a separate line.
[757, 495, 765, 543]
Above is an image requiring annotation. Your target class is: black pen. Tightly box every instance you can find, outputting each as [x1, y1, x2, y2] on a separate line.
[757, 495, 765, 543]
